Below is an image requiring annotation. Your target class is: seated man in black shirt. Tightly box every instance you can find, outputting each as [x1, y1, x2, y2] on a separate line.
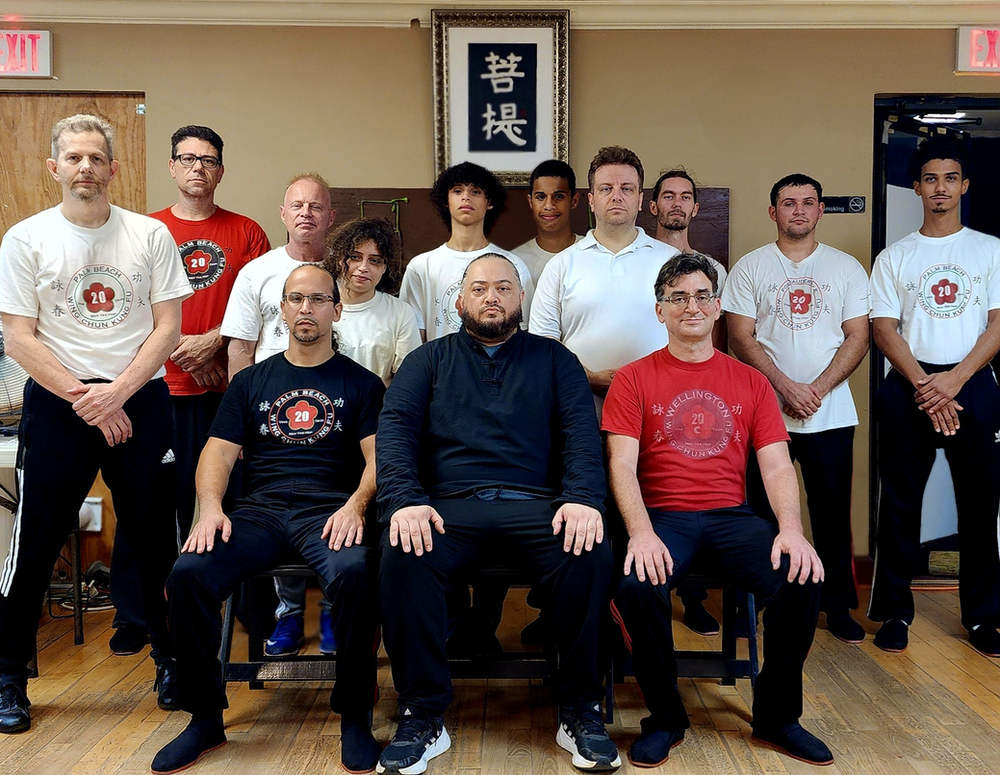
[152, 264, 386, 775]
[376, 254, 619, 774]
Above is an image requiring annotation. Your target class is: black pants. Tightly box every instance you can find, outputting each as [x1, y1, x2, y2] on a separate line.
[0, 378, 177, 690]
[165, 484, 379, 716]
[747, 426, 859, 613]
[612, 506, 821, 734]
[379, 498, 613, 717]
[869, 366, 1000, 630]
[111, 390, 242, 631]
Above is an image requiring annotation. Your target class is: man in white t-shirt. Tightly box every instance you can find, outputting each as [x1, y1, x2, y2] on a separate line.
[0, 114, 192, 733]
[399, 161, 534, 344]
[869, 137, 1000, 657]
[221, 173, 336, 376]
[511, 159, 583, 285]
[529, 146, 678, 412]
[722, 173, 870, 645]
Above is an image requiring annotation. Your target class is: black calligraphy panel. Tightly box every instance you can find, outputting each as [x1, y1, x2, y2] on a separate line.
[468, 43, 537, 152]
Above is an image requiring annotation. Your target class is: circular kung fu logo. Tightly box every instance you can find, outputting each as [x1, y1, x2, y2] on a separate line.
[440, 278, 464, 332]
[918, 264, 970, 319]
[664, 389, 734, 460]
[268, 389, 335, 444]
[775, 277, 823, 331]
[66, 264, 133, 329]
[179, 239, 227, 290]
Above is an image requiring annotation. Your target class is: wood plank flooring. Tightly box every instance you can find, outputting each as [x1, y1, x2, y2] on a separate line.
[2, 587, 999, 775]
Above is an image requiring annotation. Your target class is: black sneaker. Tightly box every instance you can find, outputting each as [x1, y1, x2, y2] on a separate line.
[969, 625, 1000, 657]
[682, 600, 720, 636]
[151, 714, 226, 774]
[109, 625, 149, 656]
[155, 658, 180, 711]
[376, 714, 451, 774]
[557, 702, 622, 771]
[825, 611, 866, 644]
[0, 684, 30, 734]
[874, 619, 908, 653]
[752, 723, 834, 765]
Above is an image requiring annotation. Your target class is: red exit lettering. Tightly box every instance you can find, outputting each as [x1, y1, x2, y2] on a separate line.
[969, 28, 1000, 69]
[0, 32, 42, 73]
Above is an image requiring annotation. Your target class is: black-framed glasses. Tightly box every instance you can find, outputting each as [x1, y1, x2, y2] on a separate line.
[172, 154, 221, 169]
[282, 293, 336, 306]
[660, 292, 717, 308]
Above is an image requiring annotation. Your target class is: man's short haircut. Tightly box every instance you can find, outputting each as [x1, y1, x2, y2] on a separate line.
[429, 161, 507, 235]
[769, 173, 823, 207]
[282, 262, 341, 305]
[323, 217, 403, 294]
[170, 125, 224, 164]
[529, 159, 577, 193]
[908, 136, 970, 182]
[654, 252, 719, 299]
[651, 168, 698, 203]
[286, 172, 331, 193]
[51, 114, 115, 161]
[459, 252, 524, 291]
[587, 146, 644, 190]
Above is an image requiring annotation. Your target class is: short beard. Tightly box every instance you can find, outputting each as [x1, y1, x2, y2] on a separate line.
[461, 306, 523, 343]
[71, 186, 101, 203]
[290, 323, 340, 354]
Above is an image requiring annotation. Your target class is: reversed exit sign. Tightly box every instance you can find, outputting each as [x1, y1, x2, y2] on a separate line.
[957, 26, 1000, 73]
[0, 30, 52, 78]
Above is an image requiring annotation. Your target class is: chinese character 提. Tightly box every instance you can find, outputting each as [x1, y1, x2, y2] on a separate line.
[482, 103, 528, 147]
[480, 52, 524, 93]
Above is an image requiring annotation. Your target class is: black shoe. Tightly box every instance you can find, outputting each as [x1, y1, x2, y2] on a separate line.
[874, 619, 908, 653]
[0, 684, 30, 734]
[752, 723, 834, 765]
[628, 718, 683, 768]
[969, 625, 1000, 657]
[109, 625, 149, 656]
[376, 713, 450, 774]
[151, 714, 226, 774]
[155, 659, 180, 711]
[825, 611, 865, 644]
[557, 701, 622, 771]
[682, 600, 720, 636]
[342, 714, 381, 774]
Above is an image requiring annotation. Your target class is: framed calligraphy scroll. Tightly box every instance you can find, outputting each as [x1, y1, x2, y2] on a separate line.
[432, 9, 569, 186]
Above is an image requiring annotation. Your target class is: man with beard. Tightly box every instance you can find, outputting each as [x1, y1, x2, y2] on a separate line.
[0, 114, 191, 732]
[376, 254, 620, 774]
[722, 173, 870, 645]
[152, 264, 385, 774]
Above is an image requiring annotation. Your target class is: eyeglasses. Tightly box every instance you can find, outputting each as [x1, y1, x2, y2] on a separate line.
[172, 154, 221, 169]
[660, 292, 717, 308]
[282, 293, 336, 306]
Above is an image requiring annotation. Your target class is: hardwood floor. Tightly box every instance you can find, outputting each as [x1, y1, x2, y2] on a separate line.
[2, 586, 999, 775]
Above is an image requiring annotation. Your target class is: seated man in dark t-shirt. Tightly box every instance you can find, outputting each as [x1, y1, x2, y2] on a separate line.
[151, 264, 386, 775]
[376, 254, 619, 775]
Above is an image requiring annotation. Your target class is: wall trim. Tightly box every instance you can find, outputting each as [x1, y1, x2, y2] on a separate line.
[1, 1, 994, 30]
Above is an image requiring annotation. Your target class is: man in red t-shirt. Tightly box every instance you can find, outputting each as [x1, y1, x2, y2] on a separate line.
[602, 253, 830, 768]
[109, 126, 270, 659]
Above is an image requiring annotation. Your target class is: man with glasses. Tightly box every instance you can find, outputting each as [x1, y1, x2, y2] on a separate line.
[604, 253, 831, 768]
[106, 127, 271, 660]
[152, 263, 384, 774]
[220, 173, 337, 657]
[722, 173, 870, 645]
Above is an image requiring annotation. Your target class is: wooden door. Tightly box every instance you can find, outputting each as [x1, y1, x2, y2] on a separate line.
[0, 91, 147, 569]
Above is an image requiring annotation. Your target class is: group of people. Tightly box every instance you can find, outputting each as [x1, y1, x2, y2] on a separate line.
[0, 113, 998, 775]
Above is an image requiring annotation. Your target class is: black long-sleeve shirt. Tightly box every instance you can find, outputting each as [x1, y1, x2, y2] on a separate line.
[376, 327, 606, 521]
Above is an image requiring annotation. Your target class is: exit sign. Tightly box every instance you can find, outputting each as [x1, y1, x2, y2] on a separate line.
[957, 26, 1000, 73]
[0, 30, 52, 78]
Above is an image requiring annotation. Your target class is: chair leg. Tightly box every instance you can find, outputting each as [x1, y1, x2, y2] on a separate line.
[746, 592, 759, 688]
[720, 585, 737, 686]
[70, 529, 84, 645]
[219, 594, 236, 686]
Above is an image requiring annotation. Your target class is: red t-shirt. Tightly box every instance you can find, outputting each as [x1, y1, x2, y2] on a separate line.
[149, 206, 270, 396]
[602, 347, 789, 512]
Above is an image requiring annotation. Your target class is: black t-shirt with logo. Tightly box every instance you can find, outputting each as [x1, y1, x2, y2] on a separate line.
[210, 352, 385, 496]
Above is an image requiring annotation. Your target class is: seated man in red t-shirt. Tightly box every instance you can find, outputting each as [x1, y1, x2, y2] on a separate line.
[602, 253, 831, 768]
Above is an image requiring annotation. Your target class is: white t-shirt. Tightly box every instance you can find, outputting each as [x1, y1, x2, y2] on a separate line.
[870, 227, 1000, 365]
[705, 255, 728, 295]
[399, 243, 535, 341]
[220, 246, 314, 364]
[512, 234, 584, 286]
[722, 242, 870, 433]
[334, 291, 422, 386]
[529, 227, 679, 372]
[0, 205, 192, 381]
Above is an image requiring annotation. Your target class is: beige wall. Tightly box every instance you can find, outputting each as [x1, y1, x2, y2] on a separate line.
[4, 24, 999, 554]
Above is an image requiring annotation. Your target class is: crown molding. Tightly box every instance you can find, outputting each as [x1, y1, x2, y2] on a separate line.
[0, 1, 992, 30]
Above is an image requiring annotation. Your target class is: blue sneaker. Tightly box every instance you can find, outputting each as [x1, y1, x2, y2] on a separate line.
[264, 615, 305, 657]
[557, 701, 622, 771]
[320, 610, 337, 655]
[376, 714, 451, 774]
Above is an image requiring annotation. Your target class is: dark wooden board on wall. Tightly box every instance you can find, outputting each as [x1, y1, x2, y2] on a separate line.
[330, 187, 730, 270]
